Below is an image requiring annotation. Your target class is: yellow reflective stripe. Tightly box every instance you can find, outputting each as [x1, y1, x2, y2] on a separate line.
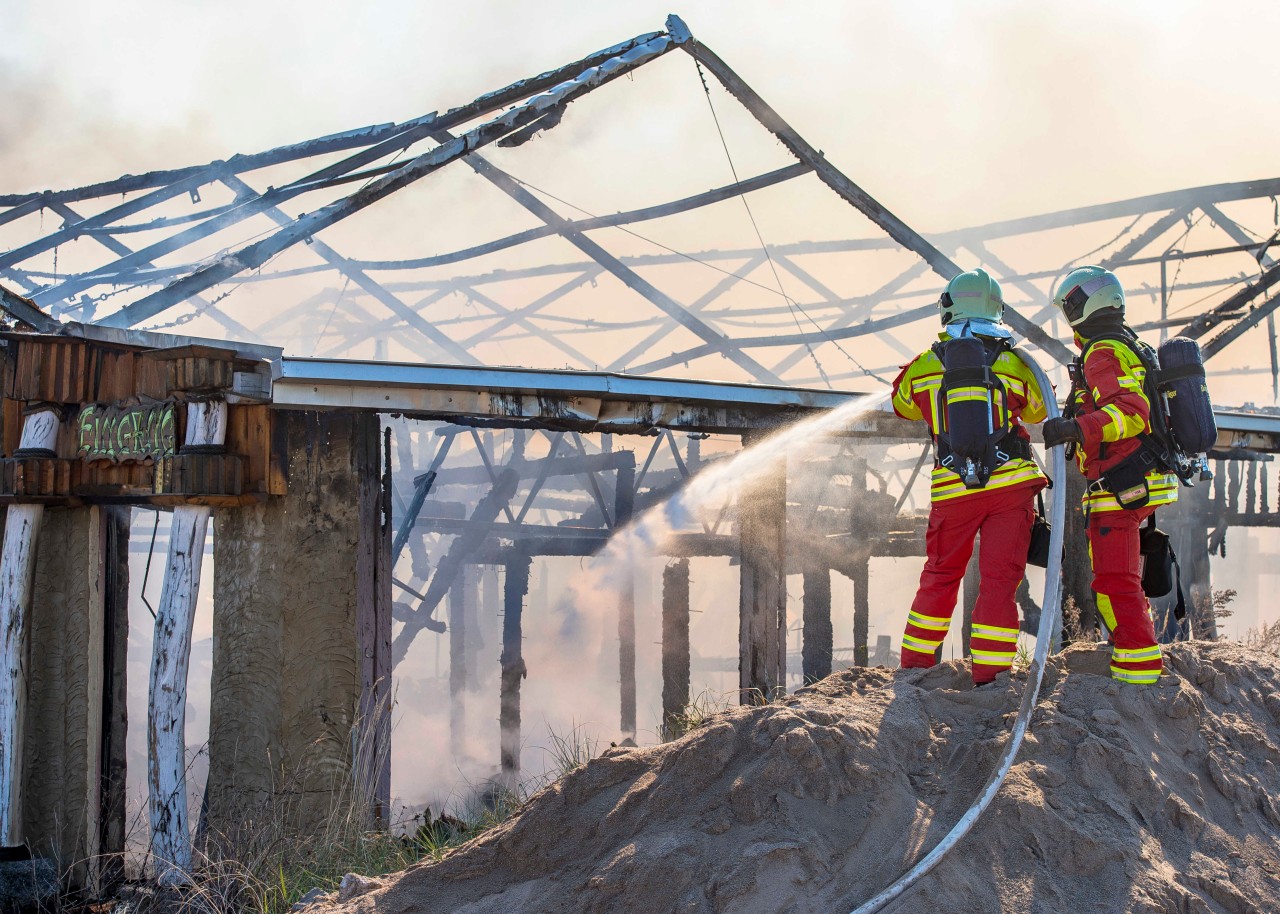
[1118, 377, 1142, 389]
[971, 648, 1016, 664]
[928, 459, 1046, 503]
[903, 634, 943, 653]
[996, 373, 1027, 398]
[1114, 645, 1162, 663]
[908, 611, 951, 631]
[971, 624, 1019, 642]
[1112, 667, 1160, 684]
[1081, 470, 1179, 511]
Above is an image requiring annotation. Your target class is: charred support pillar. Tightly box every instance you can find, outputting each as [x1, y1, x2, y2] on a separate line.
[208, 411, 391, 842]
[499, 555, 530, 781]
[0, 407, 59, 847]
[738, 434, 786, 703]
[615, 460, 637, 740]
[448, 567, 471, 758]
[849, 456, 870, 668]
[801, 569, 832, 682]
[661, 559, 691, 734]
[149, 398, 225, 883]
[100, 507, 131, 888]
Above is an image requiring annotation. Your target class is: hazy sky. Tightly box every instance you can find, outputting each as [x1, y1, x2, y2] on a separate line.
[5, 0, 1280, 231]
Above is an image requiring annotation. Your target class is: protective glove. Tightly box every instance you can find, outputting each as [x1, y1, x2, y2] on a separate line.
[1042, 416, 1082, 448]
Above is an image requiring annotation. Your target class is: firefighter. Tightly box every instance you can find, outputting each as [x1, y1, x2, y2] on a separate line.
[894, 269, 1048, 684]
[1042, 265, 1176, 685]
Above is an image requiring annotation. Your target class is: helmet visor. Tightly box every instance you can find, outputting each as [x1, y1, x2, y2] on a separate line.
[1062, 285, 1090, 325]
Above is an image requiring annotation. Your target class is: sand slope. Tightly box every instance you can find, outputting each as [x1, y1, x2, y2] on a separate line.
[329, 641, 1280, 914]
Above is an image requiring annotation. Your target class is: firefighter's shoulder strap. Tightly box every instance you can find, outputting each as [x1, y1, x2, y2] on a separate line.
[1076, 330, 1182, 475]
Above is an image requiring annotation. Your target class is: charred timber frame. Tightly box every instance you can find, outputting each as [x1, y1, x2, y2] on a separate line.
[737, 430, 787, 704]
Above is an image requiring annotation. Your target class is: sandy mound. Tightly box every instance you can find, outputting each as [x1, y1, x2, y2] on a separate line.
[328, 641, 1280, 914]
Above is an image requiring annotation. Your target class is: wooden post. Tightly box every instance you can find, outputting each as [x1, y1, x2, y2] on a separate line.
[499, 556, 529, 782]
[448, 567, 469, 758]
[0, 407, 60, 846]
[148, 398, 225, 884]
[355, 422, 392, 827]
[801, 569, 832, 682]
[615, 462, 637, 740]
[849, 456, 870, 668]
[738, 435, 786, 704]
[661, 559, 691, 736]
[100, 506, 131, 888]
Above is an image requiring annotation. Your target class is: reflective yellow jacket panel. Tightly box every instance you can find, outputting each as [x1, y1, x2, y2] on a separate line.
[1070, 338, 1179, 513]
[892, 340, 1048, 503]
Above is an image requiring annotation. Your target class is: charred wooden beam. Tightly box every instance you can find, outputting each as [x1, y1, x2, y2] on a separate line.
[615, 461, 637, 740]
[1179, 261, 1280, 343]
[661, 558, 691, 736]
[99, 506, 130, 888]
[0, 283, 58, 333]
[392, 468, 520, 663]
[737, 433, 786, 703]
[801, 568, 832, 683]
[448, 569, 470, 759]
[499, 555, 530, 781]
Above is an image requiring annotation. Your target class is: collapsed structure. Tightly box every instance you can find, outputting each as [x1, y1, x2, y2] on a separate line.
[0, 12, 1278, 894]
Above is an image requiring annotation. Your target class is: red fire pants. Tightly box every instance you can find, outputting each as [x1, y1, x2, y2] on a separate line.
[1088, 506, 1163, 684]
[901, 482, 1040, 683]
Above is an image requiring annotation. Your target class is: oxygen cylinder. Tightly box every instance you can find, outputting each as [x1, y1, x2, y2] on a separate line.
[1157, 336, 1217, 455]
[940, 337, 996, 489]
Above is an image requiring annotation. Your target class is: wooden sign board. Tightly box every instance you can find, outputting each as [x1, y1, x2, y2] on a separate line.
[76, 402, 178, 463]
[0, 335, 281, 505]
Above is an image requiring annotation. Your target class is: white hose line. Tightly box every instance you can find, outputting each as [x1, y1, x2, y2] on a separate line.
[849, 351, 1067, 914]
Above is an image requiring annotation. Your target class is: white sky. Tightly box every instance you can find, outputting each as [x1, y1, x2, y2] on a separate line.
[5, 0, 1280, 230]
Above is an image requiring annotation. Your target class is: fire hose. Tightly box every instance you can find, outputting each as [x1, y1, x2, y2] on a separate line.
[850, 351, 1067, 914]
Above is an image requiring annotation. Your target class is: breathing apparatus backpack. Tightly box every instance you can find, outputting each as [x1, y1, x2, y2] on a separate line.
[930, 335, 1029, 489]
[1069, 331, 1217, 494]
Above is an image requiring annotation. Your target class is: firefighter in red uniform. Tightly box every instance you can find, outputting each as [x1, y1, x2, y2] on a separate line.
[894, 269, 1048, 685]
[1042, 266, 1176, 685]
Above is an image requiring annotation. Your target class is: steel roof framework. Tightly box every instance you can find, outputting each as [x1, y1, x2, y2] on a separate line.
[5, 14, 1280, 651]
